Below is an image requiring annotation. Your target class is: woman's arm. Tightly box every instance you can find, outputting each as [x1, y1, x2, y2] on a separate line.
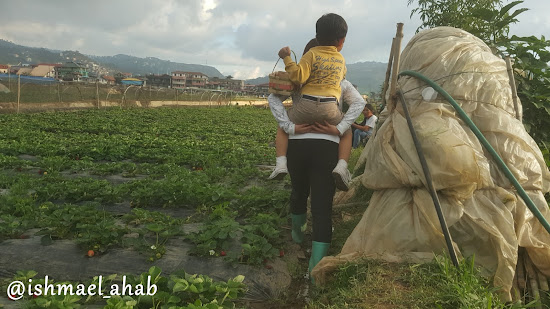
[268, 93, 295, 135]
[336, 79, 366, 135]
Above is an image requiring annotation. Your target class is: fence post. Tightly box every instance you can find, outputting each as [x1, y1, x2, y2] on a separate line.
[17, 74, 20, 114]
[96, 80, 100, 109]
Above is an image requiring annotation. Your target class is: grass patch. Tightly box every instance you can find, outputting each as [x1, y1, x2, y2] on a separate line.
[307, 255, 539, 309]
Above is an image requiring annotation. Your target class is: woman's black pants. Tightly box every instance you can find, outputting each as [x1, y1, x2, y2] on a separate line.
[287, 139, 338, 243]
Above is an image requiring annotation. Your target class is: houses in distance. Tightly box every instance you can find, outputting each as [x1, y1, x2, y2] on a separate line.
[0, 62, 269, 96]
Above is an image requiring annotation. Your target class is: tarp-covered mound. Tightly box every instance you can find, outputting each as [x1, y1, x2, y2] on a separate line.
[313, 26, 550, 300]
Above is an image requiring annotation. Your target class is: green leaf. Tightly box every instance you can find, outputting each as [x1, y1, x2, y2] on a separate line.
[145, 223, 163, 233]
[233, 275, 245, 283]
[498, 0, 524, 17]
[189, 284, 200, 293]
[173, 280, 190, 292]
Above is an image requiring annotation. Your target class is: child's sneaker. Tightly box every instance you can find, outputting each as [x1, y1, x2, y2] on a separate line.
[268, 165, 288, 180]
[332, 161, 351, 191]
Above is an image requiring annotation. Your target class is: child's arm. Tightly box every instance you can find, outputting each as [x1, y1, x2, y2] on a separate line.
[268, 93, 295, 135]
[278, 46, 313, 85]
[336, 79, 366, 135]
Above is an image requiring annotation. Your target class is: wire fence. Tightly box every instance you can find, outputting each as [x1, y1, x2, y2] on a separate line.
[0, 75, 260, 112]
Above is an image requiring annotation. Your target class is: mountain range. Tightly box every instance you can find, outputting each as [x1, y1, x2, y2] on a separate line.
[0, 39, 387, 94]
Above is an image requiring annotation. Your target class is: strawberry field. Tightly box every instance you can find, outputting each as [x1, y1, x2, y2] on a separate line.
[0, 106, 297, 308]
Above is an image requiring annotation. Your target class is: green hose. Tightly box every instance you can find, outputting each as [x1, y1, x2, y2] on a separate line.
[398, 70, 550, 235]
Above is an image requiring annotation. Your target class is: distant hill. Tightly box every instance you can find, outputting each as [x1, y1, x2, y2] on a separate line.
[0, 39, 224, 78]
[0, 39, 385, 92]
[89, 54, 224, 78]
[0, 39, 95, 66]
[244, 61, 387, 95]
[345, 61, 387, 95]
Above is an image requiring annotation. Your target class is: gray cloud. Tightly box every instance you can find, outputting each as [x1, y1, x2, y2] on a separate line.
[0, 0, 548, 79]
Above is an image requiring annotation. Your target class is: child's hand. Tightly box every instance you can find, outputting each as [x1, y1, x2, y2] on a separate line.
[278, 47, 291, 59]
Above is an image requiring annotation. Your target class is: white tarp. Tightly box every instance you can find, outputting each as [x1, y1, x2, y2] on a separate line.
[313, 27, 550, 301]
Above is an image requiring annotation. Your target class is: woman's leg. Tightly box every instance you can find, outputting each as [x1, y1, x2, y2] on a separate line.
[307, 140, 338, 278]
[287, 139, 310, 216]
[308, 140, 338, 243]
[288, 139, 338, 279]
[288, 139, 338, 242]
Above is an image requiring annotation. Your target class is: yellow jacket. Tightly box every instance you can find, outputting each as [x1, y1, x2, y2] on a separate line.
[283, 46, 346, 100]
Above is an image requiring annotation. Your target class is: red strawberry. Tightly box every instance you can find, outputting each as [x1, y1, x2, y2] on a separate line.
[220, 250, 226, 256]
[279, 249, 285, 257]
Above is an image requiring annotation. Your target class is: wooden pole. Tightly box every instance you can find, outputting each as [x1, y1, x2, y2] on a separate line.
[524, 253, 542, 309]
[96, 80, 100, 109]
[389, 23, 404, 108]
[17, 74, 20, 114]
[381, 37, 396, 108]
[505, 56, 521, 122]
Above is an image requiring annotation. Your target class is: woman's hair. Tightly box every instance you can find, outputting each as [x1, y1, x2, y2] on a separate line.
[303, 38, 319, 55]
[315, 13, 348, 46]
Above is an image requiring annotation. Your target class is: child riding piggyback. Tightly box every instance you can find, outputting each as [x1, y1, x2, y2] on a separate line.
[278, 13, 348, 126]
[270, 13, 355, 191]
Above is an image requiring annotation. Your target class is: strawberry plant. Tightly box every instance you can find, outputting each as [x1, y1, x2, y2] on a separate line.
[187, 205, 242, 257]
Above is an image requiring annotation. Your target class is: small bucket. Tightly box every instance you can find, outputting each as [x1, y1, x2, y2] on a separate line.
[268, 51, 297, 96]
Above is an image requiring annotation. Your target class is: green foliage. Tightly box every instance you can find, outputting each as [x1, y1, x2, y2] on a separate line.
[8, 266, 246, 308]
[408, 0, 550, 151]
[0, 107, 291, 263]
[186, 204, 285, 265]
[503, 34, 550, 143]
[308, 255, 536, 309]
[409, 0, 509, 44]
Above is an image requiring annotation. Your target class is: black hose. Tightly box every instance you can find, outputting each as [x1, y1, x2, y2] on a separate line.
[397, 89, 460, 268]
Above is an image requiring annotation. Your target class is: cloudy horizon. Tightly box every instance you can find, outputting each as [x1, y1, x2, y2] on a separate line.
[1, 0, 548, 79]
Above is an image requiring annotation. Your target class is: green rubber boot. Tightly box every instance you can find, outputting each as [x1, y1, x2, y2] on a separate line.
[291, 213, 307, 244]
[309, 241, 330, 283]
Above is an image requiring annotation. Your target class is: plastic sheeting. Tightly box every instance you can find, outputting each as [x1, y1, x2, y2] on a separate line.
[312, 27, 550, 301]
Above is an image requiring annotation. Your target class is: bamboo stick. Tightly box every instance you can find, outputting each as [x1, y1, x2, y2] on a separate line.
[512, 272, 521, 304]
[517, 249, 527, 291]
[381, 37, 396, 108]
[505, 56, 521, 122]
[17, 74, 20, 114]
[538, 271, 549, 292]
[96, 80, 100, 109]
[389, 23, 404, 109]
[523, 253, 542, 308]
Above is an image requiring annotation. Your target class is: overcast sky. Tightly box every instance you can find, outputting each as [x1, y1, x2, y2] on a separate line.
[1, 0, 549, 79]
